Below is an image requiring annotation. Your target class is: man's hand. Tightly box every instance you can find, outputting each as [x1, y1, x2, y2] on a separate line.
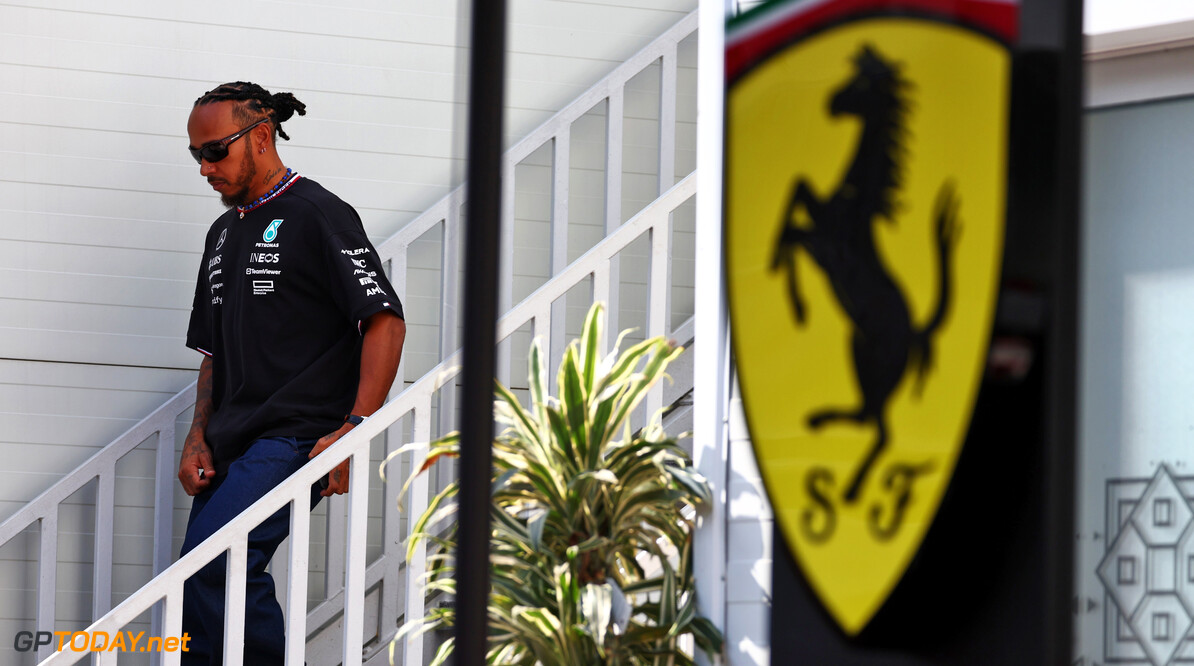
[179, 429, 215, 496]
[179, 360, 217, 496]
[309, 423, 354, 496]
[180, 355, 216, 496]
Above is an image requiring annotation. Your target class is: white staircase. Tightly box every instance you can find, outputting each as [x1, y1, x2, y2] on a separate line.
[0, 11, 698, 666]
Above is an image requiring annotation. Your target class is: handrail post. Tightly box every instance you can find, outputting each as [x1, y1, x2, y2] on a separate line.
[378, 390, 407, 646]
[605, 88, 626, 340]
[37, 508, 58, 663]
[550, 128, 572, 385]
[647, 214, 673, 419]
[342, 450, 369, 666]
[389, 251, 411, 390]
[93, 469, 115, 619]
[164, 583, 185, 666]
[439, 209, 462, 491]
[224, 541, 248, 666]
[286, 497, 312, 666]
[592, 263, 612, 337]
[325, 496, 347, 605]
[152, 423, 177, 644]
[403, 402, 432, 666]
[658, 44, 678, 194]
[496, 157, 517, 387]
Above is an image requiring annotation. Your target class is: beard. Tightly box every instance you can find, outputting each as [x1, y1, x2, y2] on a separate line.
[217, 148, 259, 208]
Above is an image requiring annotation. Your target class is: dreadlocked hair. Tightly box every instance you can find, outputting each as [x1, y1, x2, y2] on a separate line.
[194, 81, 307, 141]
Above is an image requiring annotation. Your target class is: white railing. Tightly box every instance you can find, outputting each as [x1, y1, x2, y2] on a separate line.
[39, 172, 696, 666]
[378, 8, 695, 431]
[2, 10, 697, 665]
[0, 385, 191, 663]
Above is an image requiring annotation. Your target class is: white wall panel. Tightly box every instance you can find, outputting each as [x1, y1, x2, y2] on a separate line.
[0, 0, 695, 370]
[0, 360, 192, 519]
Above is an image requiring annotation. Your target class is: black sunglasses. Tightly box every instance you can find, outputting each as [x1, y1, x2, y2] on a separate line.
[189, 118, 269, 164]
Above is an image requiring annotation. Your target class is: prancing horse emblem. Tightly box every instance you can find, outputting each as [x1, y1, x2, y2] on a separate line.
[770, 45, 960, 504]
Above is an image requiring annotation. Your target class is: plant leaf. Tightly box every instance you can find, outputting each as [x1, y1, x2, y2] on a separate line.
[571, 469, 618, 487]
[663, 463, 711, 506]
[528, 508, 547, 551]
[580, 301, 603, 395]
[580, 582, 613, 656]
[429, 636, 455, 666]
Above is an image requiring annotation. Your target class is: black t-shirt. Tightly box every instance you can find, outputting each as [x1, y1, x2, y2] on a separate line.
[186, 176, 404, 476]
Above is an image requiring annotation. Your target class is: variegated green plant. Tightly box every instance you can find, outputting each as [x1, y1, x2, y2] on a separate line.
[394, 302, 723, 665]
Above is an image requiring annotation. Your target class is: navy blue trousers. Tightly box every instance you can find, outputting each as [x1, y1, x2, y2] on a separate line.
[180, 436, 323, 666]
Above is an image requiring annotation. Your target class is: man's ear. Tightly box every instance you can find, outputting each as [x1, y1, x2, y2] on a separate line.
[253, 122, 272, 154]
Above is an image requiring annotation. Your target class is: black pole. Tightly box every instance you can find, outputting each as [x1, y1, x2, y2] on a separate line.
[456, 0, 506, 662]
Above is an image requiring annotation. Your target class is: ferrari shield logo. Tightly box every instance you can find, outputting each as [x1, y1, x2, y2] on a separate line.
[725, 0, 1017, 636]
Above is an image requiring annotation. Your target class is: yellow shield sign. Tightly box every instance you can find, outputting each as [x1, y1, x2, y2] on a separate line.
[725, 2, 1015, 636]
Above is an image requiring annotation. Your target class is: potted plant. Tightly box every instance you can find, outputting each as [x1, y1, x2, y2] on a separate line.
[396, 302, 723, 665]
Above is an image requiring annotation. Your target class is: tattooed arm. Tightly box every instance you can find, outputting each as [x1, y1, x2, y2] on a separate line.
[178, 355, 216, 496]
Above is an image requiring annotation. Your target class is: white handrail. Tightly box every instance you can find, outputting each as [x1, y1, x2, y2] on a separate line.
[375, 11, 697, 264]
[36, 172, 695, 666]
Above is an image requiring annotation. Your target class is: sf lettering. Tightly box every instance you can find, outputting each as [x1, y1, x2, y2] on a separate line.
[801, 462, 934, 542]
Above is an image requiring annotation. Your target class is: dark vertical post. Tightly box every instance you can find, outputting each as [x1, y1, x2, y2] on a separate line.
[1021, 0, 1083, 658]
[456, 0, 506, 662]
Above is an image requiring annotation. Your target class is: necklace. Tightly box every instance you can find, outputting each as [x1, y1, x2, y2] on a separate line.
[237, 168, 299, 219]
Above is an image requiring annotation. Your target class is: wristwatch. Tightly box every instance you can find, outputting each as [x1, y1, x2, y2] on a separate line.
[345, 414, 368, 427]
